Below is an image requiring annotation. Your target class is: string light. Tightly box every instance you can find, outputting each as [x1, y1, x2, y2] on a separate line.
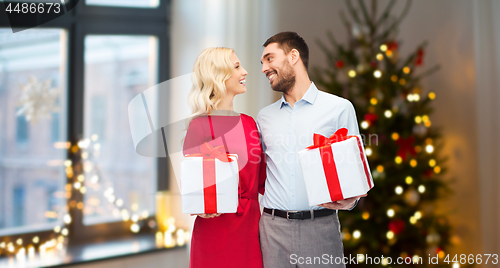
[376, 165, 384, 173]
[374, 70, 382, 78]
[403, 66, 410, 74]
[380, 44, 388, 52]
[414, 211, 422, 220]
[434, 166, 441, 174]
[361, 121, 369, 129]
[176, 229, 185, 246]
[399, 78, 406, 85]
[409, 216, 417, 224]
[7, 242, 14, 253]
[90, 175, 99, 183]
[410, 159, 417, 167]
[387, 209, 395, 217]
[418, 185, 426, 193]
[391, 132, 399, 140]
[61, 228, 69, 236]
[386, 231, 394, 239]
[1, 136, 187, 259]
[425, 145, 434, 153]
[407, 93, 420, 102]
[130, 223, 140, 233]
[414, 116, 422, 124]
[384, 110, 392, 118]
[452, 263, 460, 268]
[348, 70, 357, 78]
[370, 98, 378, 105]
[365, 147, 372, 156]
[353, 230, 361, 239]
[395, 186, 403, 195]
[376, 53, 384, 61]
[405, 176, 413, 184]
[429, 159, 436, 167]
[63, 214, 72, 224]
[428, 92, 436, 100]
[391, 75, 398, 82]
[362, 212, 370, 220]
[395, 156, 403, 164]
[343, 232, 351, 241]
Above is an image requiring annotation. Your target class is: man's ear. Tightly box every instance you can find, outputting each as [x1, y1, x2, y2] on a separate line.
[289, 49, 300, 66]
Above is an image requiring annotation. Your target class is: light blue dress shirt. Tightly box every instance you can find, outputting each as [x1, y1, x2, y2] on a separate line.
[257, 82, 361, 211]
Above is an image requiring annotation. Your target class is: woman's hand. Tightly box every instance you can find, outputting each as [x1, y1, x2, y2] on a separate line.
[190, 213, 222, 218]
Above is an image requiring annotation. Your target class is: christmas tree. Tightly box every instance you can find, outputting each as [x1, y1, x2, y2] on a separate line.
[313, 1, 458, 267]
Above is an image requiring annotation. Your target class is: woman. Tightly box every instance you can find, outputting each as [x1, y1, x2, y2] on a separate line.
[182, 47, 266, 268]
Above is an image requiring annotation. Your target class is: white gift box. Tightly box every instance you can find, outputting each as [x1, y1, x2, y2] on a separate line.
[180, 154, 239, 214]
[298, 135, 374, 207]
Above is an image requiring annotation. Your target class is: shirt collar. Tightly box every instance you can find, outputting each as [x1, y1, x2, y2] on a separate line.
[279, 82, 319, 109]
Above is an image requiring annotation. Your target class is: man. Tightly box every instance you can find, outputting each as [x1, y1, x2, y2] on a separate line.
[257, 31, 367, 267]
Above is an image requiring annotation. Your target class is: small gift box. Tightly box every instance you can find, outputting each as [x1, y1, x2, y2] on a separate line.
[181, 143, 239, 214]
[298, 128, 374, 206]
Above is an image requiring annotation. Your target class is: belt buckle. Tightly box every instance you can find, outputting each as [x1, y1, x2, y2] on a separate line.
[286, 210, 302, 220]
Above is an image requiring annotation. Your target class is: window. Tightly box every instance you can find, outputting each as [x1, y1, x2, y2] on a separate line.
[13, 186, 25, 227]
[0, 28, 67, 236]
[86, 0, 160, 8]
[83, 35, 158, 226]
[16, 115, 29, 144]
[0, 0, 169, 246]
[51, 112, 60, 142]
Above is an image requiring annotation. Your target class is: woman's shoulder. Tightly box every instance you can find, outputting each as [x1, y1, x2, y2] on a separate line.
[239, 113, 255, 121]
[239, 113, 258, 125]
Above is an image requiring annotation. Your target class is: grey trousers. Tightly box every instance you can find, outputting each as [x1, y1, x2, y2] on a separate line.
[259, 210, 346, 268]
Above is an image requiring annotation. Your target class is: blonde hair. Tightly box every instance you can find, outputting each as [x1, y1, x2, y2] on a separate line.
[182, 47, 234, 146]
[188, 47, 234, 117]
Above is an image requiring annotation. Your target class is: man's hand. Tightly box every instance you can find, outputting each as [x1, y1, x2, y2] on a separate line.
[318, 194, 367, 210]
[190, 213, 222, 218]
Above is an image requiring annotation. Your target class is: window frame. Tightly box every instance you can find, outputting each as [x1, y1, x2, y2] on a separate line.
[0, 0, 170, 245]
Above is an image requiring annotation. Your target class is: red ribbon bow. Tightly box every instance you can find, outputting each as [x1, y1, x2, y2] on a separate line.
[185, 142, 233, 162]
[305, 128, 372, 202]
[306, 128, 350, 150]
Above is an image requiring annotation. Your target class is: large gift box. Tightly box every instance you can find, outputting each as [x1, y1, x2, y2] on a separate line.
[298, 128, 374, 206]
[181, 143, 239, 214]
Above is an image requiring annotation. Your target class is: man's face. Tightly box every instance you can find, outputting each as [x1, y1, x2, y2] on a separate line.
[261, 43, 296, 94]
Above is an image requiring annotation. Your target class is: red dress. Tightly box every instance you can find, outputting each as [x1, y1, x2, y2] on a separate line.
[183, 113, 266, 268]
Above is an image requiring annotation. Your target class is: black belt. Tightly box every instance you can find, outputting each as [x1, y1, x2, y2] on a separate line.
[263, 208, 335, 220]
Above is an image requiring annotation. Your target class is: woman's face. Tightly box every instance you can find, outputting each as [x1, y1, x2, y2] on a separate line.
[225, 53, 248, 96]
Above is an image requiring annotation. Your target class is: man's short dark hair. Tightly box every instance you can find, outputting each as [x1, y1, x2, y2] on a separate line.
[263, 31, 309, 70]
